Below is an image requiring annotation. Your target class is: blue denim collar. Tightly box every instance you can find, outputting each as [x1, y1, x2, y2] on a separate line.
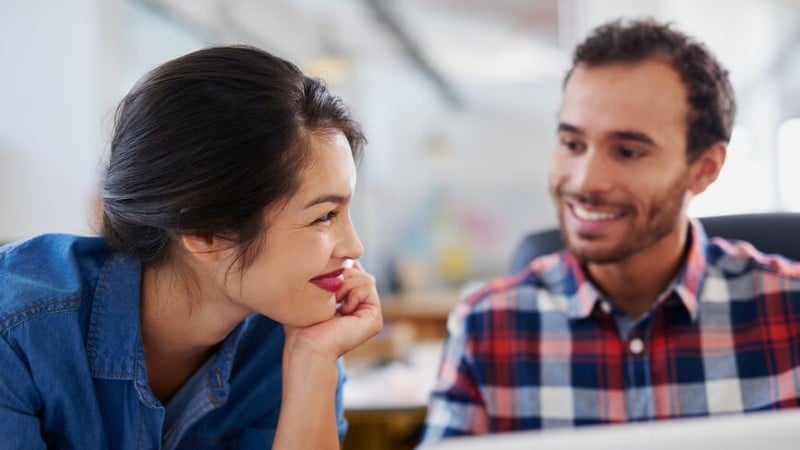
[85, 251, 249, 409]
[86, 252, 143, 381]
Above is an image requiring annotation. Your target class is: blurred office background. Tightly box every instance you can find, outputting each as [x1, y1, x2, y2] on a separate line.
[2, 1, 800, 448]
[2, 0, 800, 290]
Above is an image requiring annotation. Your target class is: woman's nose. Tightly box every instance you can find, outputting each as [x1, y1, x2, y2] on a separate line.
[337, 216, 363, 261]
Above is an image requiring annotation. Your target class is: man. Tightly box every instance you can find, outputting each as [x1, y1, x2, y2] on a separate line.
[419, 18, 800, 445]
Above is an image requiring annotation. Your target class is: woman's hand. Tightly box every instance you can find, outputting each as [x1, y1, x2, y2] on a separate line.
[283, 260, 383, 361]
[274, 261, 382, 450]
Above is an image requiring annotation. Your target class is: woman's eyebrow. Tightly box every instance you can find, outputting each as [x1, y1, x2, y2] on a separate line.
[303, 194, 349, 209]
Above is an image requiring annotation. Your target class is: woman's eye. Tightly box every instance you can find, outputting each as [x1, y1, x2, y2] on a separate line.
[313, 211, 337, 224]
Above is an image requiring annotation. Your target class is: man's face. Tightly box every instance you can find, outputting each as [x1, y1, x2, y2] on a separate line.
[549, 58, 696, 264]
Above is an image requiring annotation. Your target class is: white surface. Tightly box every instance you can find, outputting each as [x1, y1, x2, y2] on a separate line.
[426, 408, 800, 450]
[343, 341, 442, 410]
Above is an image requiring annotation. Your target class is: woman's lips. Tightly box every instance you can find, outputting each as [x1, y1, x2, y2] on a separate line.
[310, 268, 345, 293]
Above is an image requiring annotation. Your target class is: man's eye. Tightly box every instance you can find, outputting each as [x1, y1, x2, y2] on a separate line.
[560, 138, 583, 152]
[617, 147, 642, 159]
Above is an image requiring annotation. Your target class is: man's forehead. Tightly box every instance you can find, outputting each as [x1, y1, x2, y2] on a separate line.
[567, 58, 683, 88]
[562, 61, 687, 112]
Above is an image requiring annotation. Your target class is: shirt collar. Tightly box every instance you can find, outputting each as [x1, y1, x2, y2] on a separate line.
[86, 251, 252, 407]
[86, 252, 144, 379]
[560, 253, 603, 319]
[671, 218, 710, 321]
[561, 218, 710, 321]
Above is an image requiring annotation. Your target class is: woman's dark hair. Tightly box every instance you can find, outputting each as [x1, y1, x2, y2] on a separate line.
[564, 18, 736, 162]
[102, 45, 366, 269]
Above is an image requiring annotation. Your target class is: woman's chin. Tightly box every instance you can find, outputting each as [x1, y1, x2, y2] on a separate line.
[307, 304, 340, 326]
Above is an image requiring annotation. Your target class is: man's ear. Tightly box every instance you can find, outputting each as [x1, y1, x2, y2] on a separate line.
[179, 233, 232, 263]
[688, 141, 727, 195]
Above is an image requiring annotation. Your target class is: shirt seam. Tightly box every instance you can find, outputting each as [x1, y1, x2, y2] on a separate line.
[86, 257, 114, 369]
[745, 261, 800, 282]
[0, 296, 82, 334]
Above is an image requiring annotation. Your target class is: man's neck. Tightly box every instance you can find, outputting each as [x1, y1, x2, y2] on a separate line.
[585, 222, 689, 318]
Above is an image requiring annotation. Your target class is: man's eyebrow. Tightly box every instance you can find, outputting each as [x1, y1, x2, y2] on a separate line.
[557, 122, 581, 134]
[558, 123, 657, 147]
[612, 130, 657, 146]
[303, 194, 349, 209]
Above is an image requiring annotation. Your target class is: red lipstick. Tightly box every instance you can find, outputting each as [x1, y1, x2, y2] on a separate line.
[310, 268, 345, 293]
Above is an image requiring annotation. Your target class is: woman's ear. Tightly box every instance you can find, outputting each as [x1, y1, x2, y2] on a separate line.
[689, 141, 727, 196]
[179, 233, 232, 263]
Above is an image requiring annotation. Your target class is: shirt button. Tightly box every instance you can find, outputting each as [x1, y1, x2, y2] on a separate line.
[600, 301, 612, 314]
[629, 338, 645, 354]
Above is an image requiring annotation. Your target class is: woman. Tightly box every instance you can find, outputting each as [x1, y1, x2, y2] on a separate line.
[0, 45, 382, 449]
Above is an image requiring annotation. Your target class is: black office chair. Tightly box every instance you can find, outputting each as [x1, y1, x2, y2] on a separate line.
[510, 213, 800, 273]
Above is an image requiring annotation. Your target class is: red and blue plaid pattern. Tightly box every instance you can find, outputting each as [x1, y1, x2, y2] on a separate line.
[420, 220, 800, 445]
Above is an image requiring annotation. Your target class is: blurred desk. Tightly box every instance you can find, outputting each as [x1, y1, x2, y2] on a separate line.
[343, 406, 427, 450]
[381, 291, 460, 340]
[342, 292, 460, 449]
[343, 341, 444, 450]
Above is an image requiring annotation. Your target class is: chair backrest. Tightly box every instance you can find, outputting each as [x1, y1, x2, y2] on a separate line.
[510, 212, 800, 273]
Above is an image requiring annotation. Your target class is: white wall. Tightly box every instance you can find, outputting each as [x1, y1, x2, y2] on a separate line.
[352, 63, 561, 289]
[0, 0, 205, 244]
[0, 0, 122, 242]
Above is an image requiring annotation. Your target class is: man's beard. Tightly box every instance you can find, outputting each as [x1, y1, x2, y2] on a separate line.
[555, 172, 689, 265]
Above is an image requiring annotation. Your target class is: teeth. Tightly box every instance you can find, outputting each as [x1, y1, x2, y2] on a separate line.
[572, 205, 619, 221]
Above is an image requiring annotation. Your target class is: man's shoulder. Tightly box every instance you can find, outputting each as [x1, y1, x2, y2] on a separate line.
[706, 236, 800, 281]
[0, 234, 109, 333]
[452, 252, 571, 321]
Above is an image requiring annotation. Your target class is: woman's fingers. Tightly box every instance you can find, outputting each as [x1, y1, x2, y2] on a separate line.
[338, 285, 371, 315]
[285, 262, 382, 358]
[330, 265, 382, 345]
[336, 267, 376, 306]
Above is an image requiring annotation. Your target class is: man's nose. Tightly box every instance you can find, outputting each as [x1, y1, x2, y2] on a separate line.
[569, 149, 614, 195]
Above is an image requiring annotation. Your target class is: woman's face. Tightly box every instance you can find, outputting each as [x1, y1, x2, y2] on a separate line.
[226, 130, 364, 327]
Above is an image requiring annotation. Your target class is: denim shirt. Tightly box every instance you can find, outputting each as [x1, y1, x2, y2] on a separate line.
[0, 234, 348, 449]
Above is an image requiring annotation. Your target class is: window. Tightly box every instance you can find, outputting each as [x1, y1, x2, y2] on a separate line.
[689, 125, 775, 217]
[778, 118, 800, 211]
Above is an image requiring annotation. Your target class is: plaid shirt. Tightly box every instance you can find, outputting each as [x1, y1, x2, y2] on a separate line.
[420, 220, 800, 445]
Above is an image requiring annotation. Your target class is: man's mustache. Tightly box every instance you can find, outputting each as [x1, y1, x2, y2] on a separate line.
[556, 189, 625, 208]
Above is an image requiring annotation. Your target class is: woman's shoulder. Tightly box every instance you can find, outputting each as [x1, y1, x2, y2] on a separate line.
[0, 234, 110, 333]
